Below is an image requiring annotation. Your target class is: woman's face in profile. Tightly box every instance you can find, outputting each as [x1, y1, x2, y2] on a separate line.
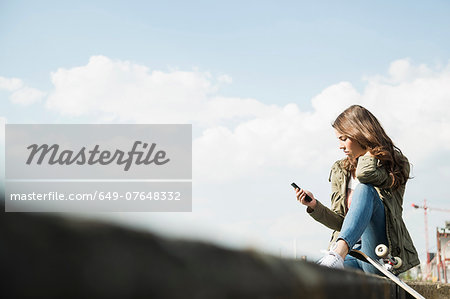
[334, 130, 366, 159]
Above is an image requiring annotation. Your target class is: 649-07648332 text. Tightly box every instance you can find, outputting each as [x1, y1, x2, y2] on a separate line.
[9, 191, 183, 201]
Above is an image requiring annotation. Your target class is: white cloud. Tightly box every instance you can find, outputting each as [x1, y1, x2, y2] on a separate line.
[46, 55, 264, 124]
[0, 76, 45, 106]
[387, 59, 433, 84]
[194, 59, 450, 182]
[193, 104, 337, 182]
[363, 58, 437, 84]
[196, 65, 448, 182]
[217, 74, 232, 84]
[0, 117, 5, 189]
[0, 117, 5, 154]
[361, 59, 450, 161]
[10, 87, 46, 106]
[41, 56, 450, 183]
[310, 81, 361, 119]
[0, 77, 23, 91]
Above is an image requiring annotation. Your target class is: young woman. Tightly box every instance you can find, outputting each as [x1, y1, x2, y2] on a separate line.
[295, 105, 419, 274]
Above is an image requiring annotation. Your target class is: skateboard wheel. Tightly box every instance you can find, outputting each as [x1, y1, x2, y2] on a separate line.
[375, 244, 389, 258]
[393, 257, 402, 269]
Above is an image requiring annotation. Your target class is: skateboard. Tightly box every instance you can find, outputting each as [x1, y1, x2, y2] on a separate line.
[349, 245, 425, 299]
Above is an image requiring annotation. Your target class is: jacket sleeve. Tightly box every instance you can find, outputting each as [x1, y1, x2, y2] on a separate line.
[307, 161, 345, 231]
[355, 155, 392, 188]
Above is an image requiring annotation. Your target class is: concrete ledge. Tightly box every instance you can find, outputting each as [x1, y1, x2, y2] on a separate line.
[406, 282, 449, 299]
[2, 207, 424, 299]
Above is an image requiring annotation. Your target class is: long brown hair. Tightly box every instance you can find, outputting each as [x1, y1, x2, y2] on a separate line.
[332, 105, 409, 189]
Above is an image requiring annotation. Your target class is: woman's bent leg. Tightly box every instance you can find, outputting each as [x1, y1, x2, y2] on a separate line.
[338, 183, 388, 274]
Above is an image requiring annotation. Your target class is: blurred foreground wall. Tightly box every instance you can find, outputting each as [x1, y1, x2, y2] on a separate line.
[2, 199, 446, 299]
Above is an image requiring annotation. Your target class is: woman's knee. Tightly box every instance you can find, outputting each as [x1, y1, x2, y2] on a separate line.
[354, 183, 380, 200]
[354, 183, 375, 194]
[352, 183, 381, 206]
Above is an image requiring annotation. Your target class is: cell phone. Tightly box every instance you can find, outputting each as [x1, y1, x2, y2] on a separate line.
[291, 182, 312, 202]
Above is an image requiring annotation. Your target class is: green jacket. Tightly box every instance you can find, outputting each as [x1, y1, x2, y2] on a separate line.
[308, 155, 420, 274]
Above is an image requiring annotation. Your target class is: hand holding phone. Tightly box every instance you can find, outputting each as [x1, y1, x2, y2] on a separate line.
[291, 182, 313, 203]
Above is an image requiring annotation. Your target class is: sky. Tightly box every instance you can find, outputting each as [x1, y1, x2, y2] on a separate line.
[1, 0, 450, 264]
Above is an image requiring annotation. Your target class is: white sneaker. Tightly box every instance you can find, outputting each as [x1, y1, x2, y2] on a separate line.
[318, 251, 344, 269]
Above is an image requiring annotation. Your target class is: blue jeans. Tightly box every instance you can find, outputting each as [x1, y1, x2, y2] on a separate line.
[338, 183, 388, 274]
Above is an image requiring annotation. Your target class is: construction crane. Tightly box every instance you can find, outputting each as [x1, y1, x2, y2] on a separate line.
[411, 200, 450, 280]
